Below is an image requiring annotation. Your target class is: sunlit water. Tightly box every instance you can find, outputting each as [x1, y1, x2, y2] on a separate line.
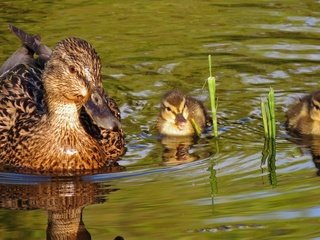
[1, 0, 320, 239]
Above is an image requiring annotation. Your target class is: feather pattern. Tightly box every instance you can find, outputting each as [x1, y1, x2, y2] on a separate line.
[0, 25, 125, 175]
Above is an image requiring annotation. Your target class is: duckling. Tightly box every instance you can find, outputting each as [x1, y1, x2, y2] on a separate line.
[157, 89, 208, 136]
[286, 90, 320, 135]
[0, 25, 125, 174]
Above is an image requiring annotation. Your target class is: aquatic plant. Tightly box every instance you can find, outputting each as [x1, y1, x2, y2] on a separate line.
[207, 55, 218, 137]
[190, 118, 202, 137]
[261, 138, 277, 187]
[260, 88, 277, 186]
[261, 88, 276, 139]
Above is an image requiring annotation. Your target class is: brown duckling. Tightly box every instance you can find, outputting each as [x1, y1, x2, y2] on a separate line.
[286, 90, 320, 135]
[0, 25, 125, 175]
[157, 89, 209, 136]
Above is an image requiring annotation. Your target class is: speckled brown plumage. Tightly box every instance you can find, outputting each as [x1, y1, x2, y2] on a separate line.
[0, 26, 125, 175]
[286, 90, 320, 136]
[157, 89, 209, 136]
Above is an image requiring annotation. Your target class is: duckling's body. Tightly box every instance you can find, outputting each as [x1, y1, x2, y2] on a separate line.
[0, 25, 125, 174]
[286, 90, 320, 135]
[157, 90, 208, 136]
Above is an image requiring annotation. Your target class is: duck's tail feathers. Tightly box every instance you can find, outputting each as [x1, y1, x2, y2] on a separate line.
[8, 24, 51, 62]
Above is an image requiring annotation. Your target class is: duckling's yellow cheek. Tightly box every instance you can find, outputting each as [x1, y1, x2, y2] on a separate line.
[311, 110, 320, 122]
[162, 111, 175, 123]
[183, 109, 189, 119]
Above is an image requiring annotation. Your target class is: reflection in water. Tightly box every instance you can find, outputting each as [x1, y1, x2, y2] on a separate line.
[0, 161, 125, 177]
[288, 134, 320, 176]
[160, 136, 199, 165]
[260, 138, 277, 187]
[0, 176, 123, 240]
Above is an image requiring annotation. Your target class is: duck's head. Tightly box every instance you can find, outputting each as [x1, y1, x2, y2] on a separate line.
[310, 91, 320, 121]
[160, 90, 190, 131]
[44, 37, 101, 104]
[43, 37, 120, 130]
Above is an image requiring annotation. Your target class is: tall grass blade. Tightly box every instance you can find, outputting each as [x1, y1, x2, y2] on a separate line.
[268, 88, 276, 138]
[208, 55, 218, 137]
[191, 118, 202, 136]
[261, 100, 268, 137]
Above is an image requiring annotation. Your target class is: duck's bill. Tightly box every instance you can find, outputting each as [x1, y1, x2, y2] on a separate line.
[84, 88, 121, 131]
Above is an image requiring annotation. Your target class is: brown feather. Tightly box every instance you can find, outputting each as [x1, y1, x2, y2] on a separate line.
[286, 90, 320, 135]
[0, 28, 125, 175]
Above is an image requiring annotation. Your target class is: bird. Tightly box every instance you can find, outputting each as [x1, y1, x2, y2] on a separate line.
[286, 90, 320, 135]
[157, 89, 209, 136]
[0, 25, 125, 175]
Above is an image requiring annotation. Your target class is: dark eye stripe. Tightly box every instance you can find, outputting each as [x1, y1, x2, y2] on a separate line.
[181, 103, 186, 112]
[312, 101, 320, 110]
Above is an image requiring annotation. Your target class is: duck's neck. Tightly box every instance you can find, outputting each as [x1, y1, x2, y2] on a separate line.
[46, 99, 82, 130]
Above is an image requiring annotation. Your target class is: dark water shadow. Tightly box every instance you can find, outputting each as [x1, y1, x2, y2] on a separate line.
[287, 133, 320, 176]
[0, 173, 125, 240]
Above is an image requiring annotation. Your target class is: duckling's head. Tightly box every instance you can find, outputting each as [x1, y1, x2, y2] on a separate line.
[161, 90, 189, 129]
[158, 90, 194, 136]
[43, 37, 101, 106]
[310, 91, 320, 121]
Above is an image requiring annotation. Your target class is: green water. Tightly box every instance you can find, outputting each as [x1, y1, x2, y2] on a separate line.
[1, 0, 320, 239]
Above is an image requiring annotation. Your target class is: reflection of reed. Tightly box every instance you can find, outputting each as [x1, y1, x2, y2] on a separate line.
[260, 138, 277, 187]
[160, 136, 199, 165]
[0, 177, 120, 240]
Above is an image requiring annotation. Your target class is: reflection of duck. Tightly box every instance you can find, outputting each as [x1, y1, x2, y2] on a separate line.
[0, 25, 125, 175]
[286, 90, 320, 135]
[157, 90, 209, 136]
[287, 134, 320, 176]
[161, 136, 199, 165]
[0, 172, 123, 239]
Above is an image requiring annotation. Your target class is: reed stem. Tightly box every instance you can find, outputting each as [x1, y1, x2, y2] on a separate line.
[208, 55, 218, 137]
[261, 87, 276, 139]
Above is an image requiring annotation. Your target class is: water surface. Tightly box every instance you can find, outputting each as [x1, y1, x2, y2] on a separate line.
[1, 0, 320, 239]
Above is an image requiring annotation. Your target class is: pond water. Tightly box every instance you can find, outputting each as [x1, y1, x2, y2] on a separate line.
[1, 0, 320, 239]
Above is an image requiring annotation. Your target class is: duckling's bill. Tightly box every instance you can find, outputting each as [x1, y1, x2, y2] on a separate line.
[84, 88, 121, 130]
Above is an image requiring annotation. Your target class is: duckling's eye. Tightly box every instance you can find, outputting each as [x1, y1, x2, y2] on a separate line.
[315, 105, 320, 110]
[68, 65, 76, 74]
[166, 107, 171, 112]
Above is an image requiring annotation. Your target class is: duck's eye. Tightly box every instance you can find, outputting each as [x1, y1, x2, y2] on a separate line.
[68, 65, 76, 74]
[166, 107, 171, 112]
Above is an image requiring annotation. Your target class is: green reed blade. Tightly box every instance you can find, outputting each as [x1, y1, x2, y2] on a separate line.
[191, 118, 202, 136]
[267, 101, 272, 138]
[208, 55, 218, 137]
[208, 55, 213, 78]
[267, 87, 276, 139]
[261, 88, 276, 139]
[261, 100, 268, 137]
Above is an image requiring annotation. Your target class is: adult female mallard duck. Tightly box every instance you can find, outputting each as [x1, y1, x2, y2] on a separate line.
[0, 25, 125, 175]
[286, 90, 320, 135]
[157, 89, 209, 136]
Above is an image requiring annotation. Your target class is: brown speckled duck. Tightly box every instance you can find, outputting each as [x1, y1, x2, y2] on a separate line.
[286, 90, 320, 135]
[0, 25, 125, 175]
[157, 89, 209, 136]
